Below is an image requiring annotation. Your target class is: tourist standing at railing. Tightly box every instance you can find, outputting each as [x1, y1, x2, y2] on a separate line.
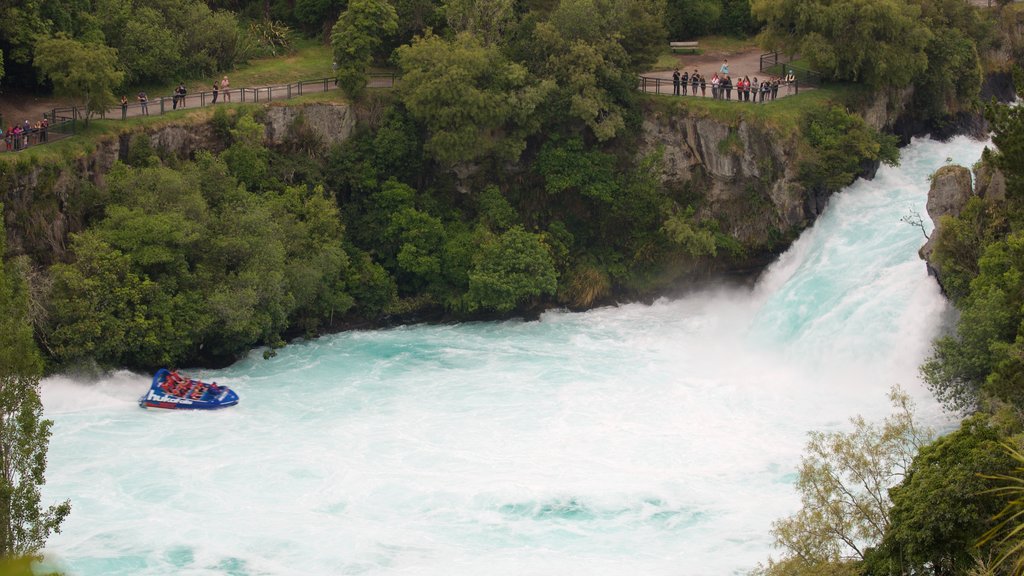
[750, 77, 758, 104]
[40, 117, 48, 142]
[22, 121, 30, 148]
[138, 91, 149, 115]
[691, 70, 699, 95]
[120, 95, 128, 120]
[212, 82, 219, 104]
[672, 68, 680, 96]
[221, 76, 231, 102]
[771, 78, 779, 100]
[680, 70, 688, 96]
[711, 73, 720, 99]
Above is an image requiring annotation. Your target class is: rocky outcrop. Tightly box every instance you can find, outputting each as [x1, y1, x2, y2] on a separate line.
[640, 106, 806, 250]
[264, 103, 355, 147]
[927, 165, 974, 221]
[975, 161, 1007, 202]
[919, 164, 974, 285]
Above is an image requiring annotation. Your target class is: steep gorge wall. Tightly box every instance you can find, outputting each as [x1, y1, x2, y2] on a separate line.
[639, 106, 812, 255]
[1, 103, 354, 263]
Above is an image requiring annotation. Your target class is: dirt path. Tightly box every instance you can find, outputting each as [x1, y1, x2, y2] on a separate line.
[640, 47, 804, 99]
[0, 90, 64, 128]
[643, 47, 779, 82]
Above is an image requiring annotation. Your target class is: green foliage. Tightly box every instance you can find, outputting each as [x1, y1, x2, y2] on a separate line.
[799, 106, 899, 193]
[442, 0, 515, 40]
[752, 0, 931, 89]
[869, 415, 1014, 576]
[923, 231, 1024, 413]
[386, 207, 447, 292]
[977, 442, 1024, 575]
[397, 31, 551, 165]
[535, 137, 620, 202]
[518, 0, 665, 141]
[986, 101, 1024, 197]
[466, 226, 558, 312]
[47, 233, 171, 366]
[0, 204, 71, 559]
[92, 0, 243, 84]
[294, 0, 344, 33]
[247, 19, 294, 57]
[662, 207, 717, 257]
[476, 186, 518, 231]
[221, 113, 269, 190]
[44, 153, 360, 368]
[33, 35, 123, 124]
[759, 388, 931, 574]
[929, 197, 1004, 302]
[331, 0, 398, 100]
[666, 0, 723, 39]
[268, 184, 354, 333]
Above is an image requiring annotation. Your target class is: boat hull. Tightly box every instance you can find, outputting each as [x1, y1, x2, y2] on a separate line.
[139, 369, 239, 410]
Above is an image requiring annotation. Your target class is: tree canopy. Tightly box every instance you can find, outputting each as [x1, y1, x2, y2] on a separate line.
[33, 35, 123, 122]
[0, 204, 71, 559]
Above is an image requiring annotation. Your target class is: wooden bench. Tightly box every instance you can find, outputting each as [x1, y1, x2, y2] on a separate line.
[669, 41, 700, 54]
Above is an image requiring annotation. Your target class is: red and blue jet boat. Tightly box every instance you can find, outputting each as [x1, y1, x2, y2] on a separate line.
[139, 368, 240, 410]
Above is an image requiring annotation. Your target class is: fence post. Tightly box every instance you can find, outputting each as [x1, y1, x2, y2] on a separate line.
[160, 98, 166, 114]
[287, 84, 291, 99]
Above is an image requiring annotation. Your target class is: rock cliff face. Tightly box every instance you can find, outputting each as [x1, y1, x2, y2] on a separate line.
[264, 103, 355, 147]
[639, 106, 809, 252]
[1, 103, 353, 263]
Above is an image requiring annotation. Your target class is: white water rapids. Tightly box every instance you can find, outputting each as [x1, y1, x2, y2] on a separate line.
[39, 136, 987, 575]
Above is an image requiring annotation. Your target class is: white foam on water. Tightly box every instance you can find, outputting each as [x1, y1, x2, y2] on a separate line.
[40, 136, 988, 575]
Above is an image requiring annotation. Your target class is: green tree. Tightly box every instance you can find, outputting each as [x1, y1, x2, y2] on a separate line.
[923, 232, 1024, 413]
[868, 415, 1014, 576]
[441, 0, 515, 41]
[0, 203, 71, 559]
[752, 0, 931, 88]
[986, 99, 1024, 197]
[221, 112, 270, 191]
[526, 0, 664, 141]
[666, 0, 722, 39]
[397, 31, 551, 165]
[756, 388, 931, 575]
[47, 232, 166, 366]
[535, 137, 620, 202]
[268, 184, 354, 334]
[330, 0, 398, 99]
[799, 106, 900, 193]
[33, 34, 123, 123]
[466, 226, 558, 312]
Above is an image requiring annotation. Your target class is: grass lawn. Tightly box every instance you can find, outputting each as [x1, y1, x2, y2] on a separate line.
[128, 38, 337, 102]
[696, 35, 760, 54]
[644, 82, 871, 137]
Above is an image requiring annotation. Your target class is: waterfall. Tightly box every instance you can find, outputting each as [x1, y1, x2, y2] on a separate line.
[39, 135, 987, 576]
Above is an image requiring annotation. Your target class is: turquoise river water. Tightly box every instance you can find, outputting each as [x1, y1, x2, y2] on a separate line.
[39, 136, 987, 576]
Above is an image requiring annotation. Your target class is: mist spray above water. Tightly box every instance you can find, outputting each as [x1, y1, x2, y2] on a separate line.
[40, 136, 987, 576]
